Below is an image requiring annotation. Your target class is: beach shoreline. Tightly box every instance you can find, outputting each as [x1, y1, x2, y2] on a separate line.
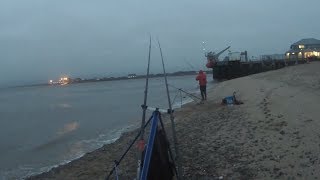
[23, 96, 197, 180]
[27, 62, 320, 180]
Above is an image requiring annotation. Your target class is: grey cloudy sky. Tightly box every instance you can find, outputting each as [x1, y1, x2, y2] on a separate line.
[0, 0, 319, 86]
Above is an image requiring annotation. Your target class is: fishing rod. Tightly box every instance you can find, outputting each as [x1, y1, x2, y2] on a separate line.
[168, 84, 202, 101]
[105, 116, 153, 180]
[136, 36, 152, 179]
[157, 39, 182, 180]
[183, 58, 196, 71]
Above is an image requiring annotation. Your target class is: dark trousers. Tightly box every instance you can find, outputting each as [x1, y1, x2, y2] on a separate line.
[200, 85, 207, 100]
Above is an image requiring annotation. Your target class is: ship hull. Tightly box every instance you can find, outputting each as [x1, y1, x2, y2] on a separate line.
[211, 59, 307, 80]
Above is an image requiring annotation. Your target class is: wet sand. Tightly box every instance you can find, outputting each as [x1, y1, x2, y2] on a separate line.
[28, 61, 320, 180]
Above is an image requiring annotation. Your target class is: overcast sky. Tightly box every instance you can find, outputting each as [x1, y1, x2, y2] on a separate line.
[0, 0, 319, 86]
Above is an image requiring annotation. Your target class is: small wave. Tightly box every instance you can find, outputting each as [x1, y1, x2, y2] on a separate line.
[79, 123, 138, 149]
[14, 123, 138, 180]
[32, 121, 80, 152]
[16, 153, 87, 180]
[172, 97, 194, 109]
[57, 121, 79, 135]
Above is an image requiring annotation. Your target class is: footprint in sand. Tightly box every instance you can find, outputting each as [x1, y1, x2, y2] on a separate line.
[265, 114, 272, 119]
[304, 119, 313, 123]
[277, 114, 283, 118]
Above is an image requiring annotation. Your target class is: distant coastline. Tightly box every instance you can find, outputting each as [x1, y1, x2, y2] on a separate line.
[13, 70, 212, 88]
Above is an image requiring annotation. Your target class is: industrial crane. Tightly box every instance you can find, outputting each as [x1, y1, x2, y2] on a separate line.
[205, 46, 231, 68]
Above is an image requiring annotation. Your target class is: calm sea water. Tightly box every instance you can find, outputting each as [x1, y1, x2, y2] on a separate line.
[0, 75, 213, 179]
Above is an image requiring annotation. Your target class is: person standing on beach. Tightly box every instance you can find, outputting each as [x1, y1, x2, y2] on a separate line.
[196, 70, 207, 100]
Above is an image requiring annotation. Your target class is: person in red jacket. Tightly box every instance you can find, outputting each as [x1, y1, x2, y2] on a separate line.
[196, 70, 207, 100]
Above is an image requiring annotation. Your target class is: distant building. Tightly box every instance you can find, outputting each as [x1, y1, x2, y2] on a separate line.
[285, 38, 320, 60]
[223, 51, 248, 61]
[59, 76, 71, 85]
[127, 74, 137, 78]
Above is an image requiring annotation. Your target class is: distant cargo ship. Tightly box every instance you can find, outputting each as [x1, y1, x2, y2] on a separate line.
[204, 46, 309, 80]
[49, 76, 71, 85]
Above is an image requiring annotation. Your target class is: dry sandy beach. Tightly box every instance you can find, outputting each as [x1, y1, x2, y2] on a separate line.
[28, 62, 320, 180]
